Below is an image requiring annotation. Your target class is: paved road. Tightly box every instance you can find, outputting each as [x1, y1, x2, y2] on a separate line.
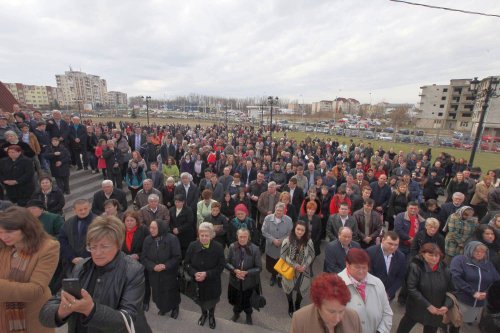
[56, 170, 481, 333]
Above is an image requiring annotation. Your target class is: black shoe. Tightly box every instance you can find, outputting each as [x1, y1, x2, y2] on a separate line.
[77, 167, 83, 170]
[277, 277, 282, 288]
[170, 307, 179, 319]
[143, 303, 149, 312]
[84, 167, 89, 170]
[245, 313, 253, 325]
[288, 301, 294, 318]
[208, 315, 216, 329]
[270, 277, 276, 286]
[198, 313, 208, 326]
[231, 313, 240, 322]
[64, 191, 71, 195]
[158, 310, 166, 316]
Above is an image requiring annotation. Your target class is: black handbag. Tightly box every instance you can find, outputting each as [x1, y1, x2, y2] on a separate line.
[249, 281, 266, 311]
[179, 266, 199, 303]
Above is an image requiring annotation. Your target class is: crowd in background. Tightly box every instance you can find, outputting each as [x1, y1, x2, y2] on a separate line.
[1, 107, 500, 333]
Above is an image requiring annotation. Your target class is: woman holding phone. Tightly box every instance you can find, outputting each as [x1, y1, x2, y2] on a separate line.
[40, 215, 152, 333]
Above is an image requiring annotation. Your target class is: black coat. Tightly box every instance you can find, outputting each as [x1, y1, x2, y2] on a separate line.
[122, 224, 149, 256]
[43, 144, 71, 177]
[225, 242, 262, 291]
[0, 155, 35, 205]
[91, 188, 128, 215]
[32, 186, 65, 215]
[45, 118, 70, 143]
[169, 206, 196, 252]
[68, 124, 88, 151]
[174, 182, 200, 215]
[128, 134, 147, 152]
[141, 231, 181, 312]
[184, 240, 225, 303]
[161, 185, 176, 209]
[0, 141, 35, 158]
[405, 255, 454, 327]
[103, 148, 122, 171]
[366, 245, 407, 300]
[299, 214, 322, 255]
[40, 252, 152, 333]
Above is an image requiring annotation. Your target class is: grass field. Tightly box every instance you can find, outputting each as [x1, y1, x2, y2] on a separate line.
[89, 116, 500, 172]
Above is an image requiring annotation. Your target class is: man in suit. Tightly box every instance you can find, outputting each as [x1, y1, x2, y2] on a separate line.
[134, 178, 163, 209]
[366, 231, 407, 301]
[159, 136, 176, 163]
[91, 180, 128, 215]
[45, 110, 70, 145]
[68, 116, 89, 169]
[326, 202, 359, 242]
[146, 162, 164, 191]
[324, 227, 360, 273]
[304, 162, 321, 190]
[282, 177, 304, 217]
[240, 160, 257, 187]
[353, 198, 383, 249]
[174, 172, 200, 217]
[128, 126, 146, 152]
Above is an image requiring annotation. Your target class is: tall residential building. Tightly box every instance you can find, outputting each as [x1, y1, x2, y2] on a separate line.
[55, 70, 108, 108]
[416, 79, 476, 131]
[311, 100, 333, 114]
[3, 82, 61, 109]
[471, 76, 500, 137]
[107, 91, 128, 108]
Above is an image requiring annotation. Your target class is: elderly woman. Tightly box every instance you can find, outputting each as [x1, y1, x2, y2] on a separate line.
[451, 241, 500, 328]
[279, 191, 298, 223]
[397, 243, 453, 333]
[0, 207, 60, 333]
[290, 273, 362, 333]
[0, 145, 36, 206]
[445, 206, 478, 263]
[197, 189, 217, 227]
[227, 204, 257, 245]
[32, 176, 65, 215]
[281, 220, 316, 317]
[161, 176, 176, 209]
[184, 222, 225, 329]
[226, 228, 262, 325]
[141, 220, 181, 318]
[338, 248, 393, 333]
[40, 215, 152, 332]
[262, 202, 294, 288]
[121, 211, 150, 311]
[410, 217, 446, 258]
[0, 130, 35, 158]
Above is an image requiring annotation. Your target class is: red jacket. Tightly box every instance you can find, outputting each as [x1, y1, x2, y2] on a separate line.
[329, 194, 352, 215]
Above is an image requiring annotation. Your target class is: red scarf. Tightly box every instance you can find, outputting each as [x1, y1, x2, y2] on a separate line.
[125, 226, 138, 252]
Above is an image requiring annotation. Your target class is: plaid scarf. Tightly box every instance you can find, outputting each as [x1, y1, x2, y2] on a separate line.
[5, 249, 31, 333]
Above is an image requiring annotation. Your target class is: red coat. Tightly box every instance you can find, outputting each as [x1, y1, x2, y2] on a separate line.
[95, 146, 107, 169]
[329, 194, 352, 215]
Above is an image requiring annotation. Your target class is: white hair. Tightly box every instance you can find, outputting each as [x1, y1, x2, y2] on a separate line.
[198, 222, 215, 238]
[148, 194, 160, 201]
[102, 180, 113, 187]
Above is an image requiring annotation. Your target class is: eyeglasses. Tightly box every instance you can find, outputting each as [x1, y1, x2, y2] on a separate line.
[86, 244, 115, 253]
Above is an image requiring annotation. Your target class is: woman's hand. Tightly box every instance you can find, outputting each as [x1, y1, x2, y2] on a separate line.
[154, 264, 166, 272]
[195, 271, 207, 282]
[130, 254, 139, 260]
[295, 265, 305, 273]
[58, 290, 95, 319]
[426, 305, 439, 315]
[436, 306, 448, 315]
[234, 269, 247, 280]
[474, 292, 486, 300]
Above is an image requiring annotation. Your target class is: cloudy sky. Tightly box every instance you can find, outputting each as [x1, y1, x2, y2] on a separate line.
[1, 0, 499, 104]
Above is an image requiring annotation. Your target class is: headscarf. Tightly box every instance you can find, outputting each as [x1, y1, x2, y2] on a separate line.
[153, 220, 168, 242]
[455, 205, 473, 219]
[464, 241, 489, 264]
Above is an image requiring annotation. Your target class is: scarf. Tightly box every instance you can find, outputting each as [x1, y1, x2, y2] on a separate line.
[125, 226, 138, 252]
[347, 271, 367, 303]
[5, 248, 31, 333]
[289, 240, 305, 265]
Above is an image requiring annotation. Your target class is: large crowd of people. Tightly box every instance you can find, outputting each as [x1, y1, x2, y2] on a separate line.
[1, 107, 500, 333]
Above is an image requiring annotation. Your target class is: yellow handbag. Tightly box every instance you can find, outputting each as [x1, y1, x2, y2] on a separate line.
[274, 258, 295, 280]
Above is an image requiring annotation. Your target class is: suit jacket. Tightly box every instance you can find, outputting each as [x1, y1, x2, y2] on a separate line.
[282, 185, 304, 217]
[240, 167, 257, 185]
[169, 206, 196, 250]
[146, 170, 165, 191]
[303, 169, 321, 188]
[128, 134, 147, 152]
[366, 244, 407, 300]
[46, 118, 70, 143]
[68, 124, 88, 150]
[91, 188, 128, 215]
[326, 214, 359, 242]
[257, 190, 281, 224]
[352, 208, 383, 247]
[174, 182, 200, 215]
[323, 240, 361, 273]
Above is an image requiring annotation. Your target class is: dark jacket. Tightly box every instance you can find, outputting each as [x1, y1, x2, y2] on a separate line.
[39, 252, 152, 333]
[282, 185, 304, 217]
[169, 206, 196, 251]
[240, 167, 257, 186]
[68, 123, 88, 151]
[43, 144, 71, 178]
[121, 224, 149, 256]
[128, 134, 147, 152]
[58, 213, 97, 264]
[479, 280, 500, 333]
[298, 214, 322, 255]
[323, 240, 360, 273]
[103, 147, 122, 171]
[405, 255, 454, 327]
[410, 229, 445, 258]
[174, 182, 200, 215]
[326, 214, 359, 242]
[352, 208, 383, 247]
[366, 244, 407, 300]
[39, 211, 64, 237]
[45, 118, 70, 143]
[141, 225, 181, 312]
[146, 170, 165, 191]
[206, 213, 228, 246]
[32, 186, 66, 215]
[225, 242, 262, 291]
[91, 188, 128, 215]
[184, 240, 225, 303]
[370, 181, 391, 210]
[0, 155, 35, 205]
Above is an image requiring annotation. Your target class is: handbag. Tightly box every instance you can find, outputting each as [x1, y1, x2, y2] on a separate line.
[119, 310, 135, 333]
[179, 266, 199, 303]
[249, 281, 266, 311]
[274, 258, 295, 281]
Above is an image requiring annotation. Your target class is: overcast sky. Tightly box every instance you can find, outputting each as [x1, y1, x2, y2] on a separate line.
[1, 0, 499, 104]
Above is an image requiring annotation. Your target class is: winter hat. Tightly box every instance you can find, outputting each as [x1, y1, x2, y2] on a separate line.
[234, 204, 249, 215]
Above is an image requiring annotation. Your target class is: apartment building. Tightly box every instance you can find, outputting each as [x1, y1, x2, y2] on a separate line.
[107, 91, 128, 108]
[3, 82, 60, 109]
[55, 70, 108, 108]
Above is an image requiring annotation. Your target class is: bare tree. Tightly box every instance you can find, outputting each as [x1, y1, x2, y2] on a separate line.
[390, 106, 410, 129]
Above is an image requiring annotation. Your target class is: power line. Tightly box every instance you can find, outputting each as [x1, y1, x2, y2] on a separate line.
[389, 0, 500, 18]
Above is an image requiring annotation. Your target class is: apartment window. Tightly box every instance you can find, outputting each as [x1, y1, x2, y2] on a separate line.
[441, 96, 446, 100]
[440, 105, 444, 108]
[460, 122, 469, 127]
[443, 88, 448, 92]
[438, 112, 443, 116]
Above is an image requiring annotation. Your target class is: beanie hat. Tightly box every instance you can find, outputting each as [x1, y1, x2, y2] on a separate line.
[234, 204, 249, 215]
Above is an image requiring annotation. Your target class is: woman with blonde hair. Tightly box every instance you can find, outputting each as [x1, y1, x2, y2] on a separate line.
[0, 206, 60, 333]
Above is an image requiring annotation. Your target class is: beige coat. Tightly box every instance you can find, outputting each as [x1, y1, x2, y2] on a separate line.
[0, 238, 60, 333]
[257, 190, 280, 224]
[470, 181, 493, 205]
[290, 303, 362, 333]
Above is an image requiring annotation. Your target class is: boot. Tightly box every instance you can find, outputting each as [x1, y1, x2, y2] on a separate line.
[295, 294, 303, 311]
[198, 310, 208, 326]
[276, 276, 283, 288]
[245, 313, 253, 325]
[287, 294, 294, 317]
[231, 312, 240, 322]
[208, 308, 216, 329]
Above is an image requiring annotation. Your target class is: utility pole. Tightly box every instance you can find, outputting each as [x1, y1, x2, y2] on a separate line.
[268, 96, 278, 141]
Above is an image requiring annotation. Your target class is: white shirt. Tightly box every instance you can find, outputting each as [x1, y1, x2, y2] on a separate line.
[382, 246, 393, 274]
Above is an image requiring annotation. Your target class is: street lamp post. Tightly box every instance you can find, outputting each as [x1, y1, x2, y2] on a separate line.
[267, 96, 278, 141]
[469, 77, 499, 167]
[225, 104, 228, 129]
[140, 96, 152, 125]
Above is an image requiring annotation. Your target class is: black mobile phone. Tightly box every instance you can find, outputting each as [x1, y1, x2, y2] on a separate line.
[62, 278, 82, 299]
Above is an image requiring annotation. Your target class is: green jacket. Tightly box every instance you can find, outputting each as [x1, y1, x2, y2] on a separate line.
[39, 211, 64, 237]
